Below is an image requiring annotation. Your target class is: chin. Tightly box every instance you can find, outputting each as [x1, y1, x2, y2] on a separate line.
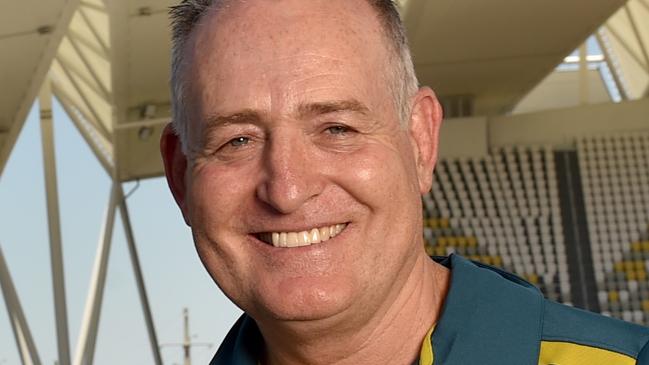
[253, 278, 355, 322]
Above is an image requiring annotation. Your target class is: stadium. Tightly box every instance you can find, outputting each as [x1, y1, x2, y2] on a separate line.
[1, 0, 648, 363]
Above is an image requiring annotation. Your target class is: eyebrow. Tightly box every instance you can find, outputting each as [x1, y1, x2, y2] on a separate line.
[297, 99, 370, 119]
[204, 109, 263, 129]
[202, 99, 370, 131]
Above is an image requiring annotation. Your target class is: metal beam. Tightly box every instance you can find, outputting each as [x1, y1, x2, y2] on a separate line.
[66, 34, 112, 102]
[0, 244, 42, 365]
[67, 29, 110, 62]
[53, 57, 111, 141]
[80, 0, 107, 13]
[114, 118, 170, 131]
[624, 4, 649, 73]
[605, 24, 649, 73]
[117, 186, 163, 365]
[52, 87, 114, 176]
[73, 184, 119, 365]
[39, 82, 72, 365]
[78, 8, 110, 59]
[56, 47, 111, 105]
[595, 31, 629, 101]
[579, 44, 590, 105]
[0, 0, 80, 179]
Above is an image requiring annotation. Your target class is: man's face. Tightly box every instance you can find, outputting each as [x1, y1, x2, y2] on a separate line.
[170, 0, 438, 325]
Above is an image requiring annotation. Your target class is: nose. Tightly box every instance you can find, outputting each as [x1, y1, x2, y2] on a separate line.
[256, 130, 324, 214]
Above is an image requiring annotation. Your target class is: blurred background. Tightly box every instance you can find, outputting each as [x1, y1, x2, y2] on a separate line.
[0, 0, 648, 364]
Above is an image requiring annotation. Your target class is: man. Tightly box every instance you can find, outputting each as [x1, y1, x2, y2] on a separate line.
[160, 0, 649, 364]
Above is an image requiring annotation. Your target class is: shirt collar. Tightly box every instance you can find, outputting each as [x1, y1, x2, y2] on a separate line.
[210, 315, 261, 365]
[429, 254, 544, 365]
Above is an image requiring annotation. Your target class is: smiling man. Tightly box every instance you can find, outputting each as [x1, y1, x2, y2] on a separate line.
[161, 1, 649, 364]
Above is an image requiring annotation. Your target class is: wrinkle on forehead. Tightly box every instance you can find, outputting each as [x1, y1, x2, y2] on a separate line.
[184, 0, 399, 130]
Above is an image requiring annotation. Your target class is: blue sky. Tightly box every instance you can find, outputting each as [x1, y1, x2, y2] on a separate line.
[0, 100, 241, 364]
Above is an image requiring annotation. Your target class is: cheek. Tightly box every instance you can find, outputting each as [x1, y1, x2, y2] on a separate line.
[186, 163, 256, 227]
[334, 141, 418, 211]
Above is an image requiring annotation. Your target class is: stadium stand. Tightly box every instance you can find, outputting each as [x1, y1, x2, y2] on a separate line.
[424, 131, 649, 326]
[424, 131, 649, 325]
[423, 145, 572, 304]
[578, 131, 649, 326]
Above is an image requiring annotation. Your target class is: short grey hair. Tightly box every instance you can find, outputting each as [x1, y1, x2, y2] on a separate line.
[169, 0, 419, 153]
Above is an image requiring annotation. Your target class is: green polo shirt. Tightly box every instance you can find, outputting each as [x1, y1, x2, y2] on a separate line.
[210, 255, 649, 364]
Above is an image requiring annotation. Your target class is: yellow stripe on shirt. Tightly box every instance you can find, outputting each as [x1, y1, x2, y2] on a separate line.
[538, 341, 635, 365]
[419, 325, 436, 365]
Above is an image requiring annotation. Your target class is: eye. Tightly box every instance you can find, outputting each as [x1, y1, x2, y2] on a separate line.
[326, 125, 350, 135]
[228, 136, 250, 147]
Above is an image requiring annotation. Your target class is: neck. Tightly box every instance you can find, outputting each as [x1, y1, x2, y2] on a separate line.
[257, 253, 450, 365]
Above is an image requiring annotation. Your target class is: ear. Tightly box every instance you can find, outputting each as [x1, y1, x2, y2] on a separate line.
[160, 123, 191, 226]
[407, 87, 443, 194]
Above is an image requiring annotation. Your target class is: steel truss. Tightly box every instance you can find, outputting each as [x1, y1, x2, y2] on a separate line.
[0, 83, 163, 365]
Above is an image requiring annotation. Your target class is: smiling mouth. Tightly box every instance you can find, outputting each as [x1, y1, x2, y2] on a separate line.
[256, 223, 348, 248]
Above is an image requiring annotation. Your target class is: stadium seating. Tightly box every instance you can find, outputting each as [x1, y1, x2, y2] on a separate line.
[424, 132, 649, 326]
[577, 132, 649, 326]
[423, 145, 571, 303]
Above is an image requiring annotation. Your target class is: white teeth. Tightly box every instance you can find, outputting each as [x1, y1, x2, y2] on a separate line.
[309, 228, 321, 244]
[258, 223, 347, 248]
[287, 232, 298, 247]
[319, 226, 330, 241]
[298, 231, 310, 247]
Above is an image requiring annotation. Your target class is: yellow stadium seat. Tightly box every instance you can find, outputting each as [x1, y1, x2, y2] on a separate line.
[642, 300, 649, 312]
[527, 274, 539, 285]
[440, 218, 450, 229]
[614, 262, 625, 272]
[632, 242, 642, 252]
[627, 271, 637, 281]
[608, 291, 619, 303]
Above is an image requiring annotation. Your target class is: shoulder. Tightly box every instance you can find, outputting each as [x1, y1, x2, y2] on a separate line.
[540, 300, 649, 364]
[210, 315, 261, 365]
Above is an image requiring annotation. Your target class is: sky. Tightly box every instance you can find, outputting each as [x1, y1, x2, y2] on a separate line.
[0, 99, 241, 365]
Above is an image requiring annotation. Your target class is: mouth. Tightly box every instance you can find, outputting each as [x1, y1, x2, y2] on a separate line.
[256, 223, 348, 248]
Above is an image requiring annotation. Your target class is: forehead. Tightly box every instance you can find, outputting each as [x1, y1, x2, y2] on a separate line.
[182, 0, 394, 113]
[191, 0, 387, 54]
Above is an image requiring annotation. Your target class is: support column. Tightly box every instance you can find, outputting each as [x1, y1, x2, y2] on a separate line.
[73, 184, 119, 365]
[117, 185, 163, 365]
[0, 244, 42, 365]
[39, 81, 72, 365]
[579, 44, 590, 105]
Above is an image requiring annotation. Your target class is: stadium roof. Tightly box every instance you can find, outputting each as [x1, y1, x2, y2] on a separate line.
[1, 0, 647, 182]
